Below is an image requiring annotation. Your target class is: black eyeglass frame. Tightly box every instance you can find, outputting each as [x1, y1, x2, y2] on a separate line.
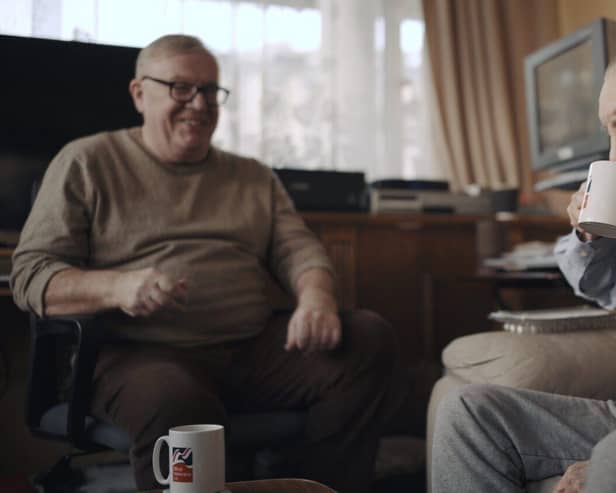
[141, 76, 230, 106]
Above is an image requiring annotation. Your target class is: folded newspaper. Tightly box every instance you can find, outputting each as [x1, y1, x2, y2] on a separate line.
[482, 241, 558, 271]
[488, 305, 616, 334]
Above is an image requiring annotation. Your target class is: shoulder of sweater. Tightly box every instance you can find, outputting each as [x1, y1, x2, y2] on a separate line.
[210, 146, 274, 177]
[55, 128, 129, 161]
[49, 128, 136, 174]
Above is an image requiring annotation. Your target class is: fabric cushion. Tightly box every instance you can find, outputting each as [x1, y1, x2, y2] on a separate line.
[441, 329, 616, 399]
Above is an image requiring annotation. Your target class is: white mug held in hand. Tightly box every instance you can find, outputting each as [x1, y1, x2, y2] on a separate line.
[578, 160, 616, 239]
[152, 424, 225, 493]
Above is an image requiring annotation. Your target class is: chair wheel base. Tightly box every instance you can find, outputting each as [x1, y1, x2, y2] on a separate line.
[33, 455, 86, 493]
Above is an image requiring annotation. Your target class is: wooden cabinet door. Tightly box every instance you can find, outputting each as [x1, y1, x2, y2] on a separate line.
[355, 221, 423, 359]
[317, 225, 358, 310]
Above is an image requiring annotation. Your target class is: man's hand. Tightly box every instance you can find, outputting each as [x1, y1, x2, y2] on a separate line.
[285, 268, 341, 352]
[113, 267, 188, 317]
[285, 301, 341, 352]
[567, 181, 598, 242]
[552, 460, 589, 493]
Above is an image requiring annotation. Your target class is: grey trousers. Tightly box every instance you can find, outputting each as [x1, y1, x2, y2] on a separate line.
[431, 384, 616, 492]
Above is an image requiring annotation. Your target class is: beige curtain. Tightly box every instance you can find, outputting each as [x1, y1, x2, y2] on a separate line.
[423, 0, 559, 201]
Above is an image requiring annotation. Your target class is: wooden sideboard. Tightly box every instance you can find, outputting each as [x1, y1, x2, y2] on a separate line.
[302, 212, 575, 361]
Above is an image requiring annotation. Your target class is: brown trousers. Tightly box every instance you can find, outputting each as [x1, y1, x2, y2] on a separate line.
[91, 310, 397, 493]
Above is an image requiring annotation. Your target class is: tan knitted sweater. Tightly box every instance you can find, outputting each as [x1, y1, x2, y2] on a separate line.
[11, 127, 332, 346]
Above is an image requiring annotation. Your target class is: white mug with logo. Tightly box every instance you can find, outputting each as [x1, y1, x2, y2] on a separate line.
[579, 160, 616, 238]
[152, 424, 226, 493]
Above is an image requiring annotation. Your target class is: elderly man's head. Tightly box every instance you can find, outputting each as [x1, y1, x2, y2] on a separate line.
[129, 35, 224, 164]
[599, 60, 616, 161]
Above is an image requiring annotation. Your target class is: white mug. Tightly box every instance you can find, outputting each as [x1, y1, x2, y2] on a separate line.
[152, 424, 226, 493]
[578, 160, 616, 239]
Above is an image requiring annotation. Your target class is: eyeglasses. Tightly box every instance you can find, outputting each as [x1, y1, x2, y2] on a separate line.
[141, 76, 230, 106]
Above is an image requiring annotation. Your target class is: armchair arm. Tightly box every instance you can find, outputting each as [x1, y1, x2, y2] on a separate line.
[27, 314, 105, 449]
[441, 329, 616, 399]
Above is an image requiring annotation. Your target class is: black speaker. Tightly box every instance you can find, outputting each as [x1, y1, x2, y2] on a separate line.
[274, 168, 368, 212]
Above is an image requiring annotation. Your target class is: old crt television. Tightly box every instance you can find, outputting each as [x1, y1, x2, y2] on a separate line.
[0, 35, 141, 237]
[525, 18, 616, 190]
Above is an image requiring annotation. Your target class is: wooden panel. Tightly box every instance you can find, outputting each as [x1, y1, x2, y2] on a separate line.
[428, 276, 494, 360]
[355, 224, 423, 359]
[317, 226, 357, 310]
[419, 222, 488, 359]
[420, 223, 477, 275]
[558, 0, 616, 35]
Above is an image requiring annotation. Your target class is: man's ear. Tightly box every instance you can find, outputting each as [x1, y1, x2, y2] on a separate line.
[129, 79, 144, 114]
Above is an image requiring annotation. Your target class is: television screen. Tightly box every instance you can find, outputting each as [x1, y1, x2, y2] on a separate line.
[536, 40, 597, 154]
[1, 35, 141, 158]
[0, 35, 141, 235]
[525, 18, 616, 189]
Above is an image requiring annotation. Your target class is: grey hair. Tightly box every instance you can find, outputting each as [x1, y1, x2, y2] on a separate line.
[135, 34, 215, 77]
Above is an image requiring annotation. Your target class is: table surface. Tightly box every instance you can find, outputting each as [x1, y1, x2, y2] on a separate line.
[474, 266, 566, 285]
[143, 479, 336, 493]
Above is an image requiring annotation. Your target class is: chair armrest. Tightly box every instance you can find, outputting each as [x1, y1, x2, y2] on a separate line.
[441, 329, 616, 399]
[28, 314, 105, 449]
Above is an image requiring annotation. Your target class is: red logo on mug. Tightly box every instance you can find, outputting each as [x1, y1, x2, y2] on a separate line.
[172, 447, 193, 482]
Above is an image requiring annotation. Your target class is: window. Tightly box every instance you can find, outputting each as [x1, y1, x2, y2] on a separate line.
[1, 0, 439, 181]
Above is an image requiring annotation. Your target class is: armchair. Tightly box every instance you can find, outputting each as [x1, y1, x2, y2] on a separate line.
[26, 314, 307, 491]
[426, 328, 616, 493]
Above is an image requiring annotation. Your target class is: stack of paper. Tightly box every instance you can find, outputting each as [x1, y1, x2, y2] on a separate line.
[489, 305, 616, 334]
[482, 241, 558, 271]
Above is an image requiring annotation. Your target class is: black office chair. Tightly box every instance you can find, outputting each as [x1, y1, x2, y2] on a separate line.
[26, 313, 307, 492]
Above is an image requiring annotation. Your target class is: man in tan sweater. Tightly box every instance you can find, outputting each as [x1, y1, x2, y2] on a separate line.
[11, 34, 396, 492]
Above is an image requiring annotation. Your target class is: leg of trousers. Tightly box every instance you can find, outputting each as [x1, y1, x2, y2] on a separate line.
[227, 310, 397, 493]
[90, 343, 230, 490]
[90, 309, 397, 493]
[587, 429, 616, 492]
[431, 384, 616, 493]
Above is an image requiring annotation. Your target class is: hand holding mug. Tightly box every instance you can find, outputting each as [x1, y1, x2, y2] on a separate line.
[568, 160, 616, 240]
[567, 181, 598, 242]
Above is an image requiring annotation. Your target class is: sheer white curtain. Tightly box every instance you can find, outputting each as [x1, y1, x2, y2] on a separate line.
[1, 0, 442, 181]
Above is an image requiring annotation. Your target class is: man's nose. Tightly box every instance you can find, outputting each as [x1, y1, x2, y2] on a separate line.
[187, 90, 209, 110]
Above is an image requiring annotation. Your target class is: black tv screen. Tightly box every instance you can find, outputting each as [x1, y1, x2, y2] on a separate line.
[525, 18, 616, 189]
[0, 35, 142, 233]
[536, 40, 596, 155]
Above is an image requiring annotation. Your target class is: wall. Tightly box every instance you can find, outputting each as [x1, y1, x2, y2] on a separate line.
[558, 0, 616, 34]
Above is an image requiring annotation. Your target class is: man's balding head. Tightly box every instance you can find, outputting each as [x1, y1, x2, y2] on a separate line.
[135, 35, 217, 78]
[129, 34, 221, 164]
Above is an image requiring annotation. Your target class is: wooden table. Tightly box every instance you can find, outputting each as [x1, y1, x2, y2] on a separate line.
[143, 479, 336, 492]
[474, 266, 570, 310]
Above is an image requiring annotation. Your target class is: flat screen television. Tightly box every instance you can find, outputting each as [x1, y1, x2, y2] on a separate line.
[0, 35, 141, 237]
[525, 18, 616, 190]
